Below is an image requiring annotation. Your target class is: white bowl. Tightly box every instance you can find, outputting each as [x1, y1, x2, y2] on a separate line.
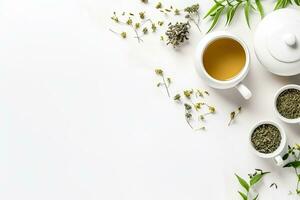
[249, 120, 287, 166]
[274, 84, 300, 124]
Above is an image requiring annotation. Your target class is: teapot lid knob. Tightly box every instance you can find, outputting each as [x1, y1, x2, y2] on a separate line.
[283, 33, 297, 47]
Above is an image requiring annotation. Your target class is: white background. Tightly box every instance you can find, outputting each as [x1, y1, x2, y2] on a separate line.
[1, 0, 300, 199]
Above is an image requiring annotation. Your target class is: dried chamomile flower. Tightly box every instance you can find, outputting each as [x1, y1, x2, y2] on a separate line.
[209, 106, 216, 113]
[155, 68, 163, 76]
[111, 12, 119, 23]
[142, 27, 148, 34]
[158, 21, 164, 26]
[141, 0, 148, 3]
[120, 32, 127, 38]
[156, 2, 162, 9]
[184, 103, 192, 111]
[151, 23, 157, 32]
[228, 106, 242, 126]
[184, 4, 199, 14]
[184, 4, 201, 32]
[134, 23, 141, 29]
[126, 18, 133, 25]
[174, 9, 180, 15]
[183, 89, 193, 99]
[139, 12, 145, 19]
[194, 102, 202, 111]
[155, 68, 171, 97]
[174, 94, 181, 101]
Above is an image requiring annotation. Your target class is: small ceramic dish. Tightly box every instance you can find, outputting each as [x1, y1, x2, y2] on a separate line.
[274, 84, 300, 125]
[249, 120, 287, 166]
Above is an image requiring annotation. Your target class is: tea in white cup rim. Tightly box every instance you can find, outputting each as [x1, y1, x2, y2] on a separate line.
[195, 31, 250, 87]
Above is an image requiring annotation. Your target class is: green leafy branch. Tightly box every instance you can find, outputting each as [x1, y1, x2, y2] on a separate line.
[235, 169, 270, 200]
[274, 0, 300, 9]
[282, 144, 300, 195]
[204, 0, 264, 32]
[204, 0, 299, 32]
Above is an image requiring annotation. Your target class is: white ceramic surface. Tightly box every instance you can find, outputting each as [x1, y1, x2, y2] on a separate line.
[1, 0, 300, 200]
[274, 84, 300, 124]
[195, 31, 252, 99]
[249, 121, 287, 166]
[254, 8, 300, 76]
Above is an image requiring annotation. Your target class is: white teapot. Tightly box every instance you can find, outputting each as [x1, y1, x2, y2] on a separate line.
[254, 8, 300, 76]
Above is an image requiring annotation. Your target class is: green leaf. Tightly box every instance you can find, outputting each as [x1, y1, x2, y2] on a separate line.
[244, 0, 251, 28]
[253, 194, 259, 200]
[235, 174, 250, 192]
[204, 1, 224, 19]
[238, 191, 248, 200]
[226, 6, 234, 25]
[207, 6, 225, 33]
[255, 0, 264, 18]
[294, 0, 300, 6]
[284, 161, 300, 168]
[250, 172, 269, 186]
[226, 3, 241, 25]
[274, 0, 284, 9]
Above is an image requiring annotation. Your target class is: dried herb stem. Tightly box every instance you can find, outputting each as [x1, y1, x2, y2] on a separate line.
[162, 75, 170, 97]
[228, 106, 242, 126]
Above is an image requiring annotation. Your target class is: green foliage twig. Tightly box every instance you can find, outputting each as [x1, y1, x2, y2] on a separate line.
[274, 0, 300, 9]
[283, 144, 300, 195]
[236, 169, 270, 200]
[204, 0, 264, 32]
[204, 0, 300, 32]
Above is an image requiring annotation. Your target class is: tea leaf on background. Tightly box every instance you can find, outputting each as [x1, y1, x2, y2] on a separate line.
[207, 6, 225, 33]
[250, 171, 270, 186]
[244, 0, 251, 28]
[238, 191, 248, 200]
[235, 169, 269, 200]
[255, 0, 264, 18]
[235, 174, 250, 192]
[283, 161, 300, 168]
[253, 194, 259, 200]
[270, 183, 278, 189]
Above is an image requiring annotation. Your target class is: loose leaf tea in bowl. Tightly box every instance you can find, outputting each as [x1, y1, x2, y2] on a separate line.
[251, 124, 281, 154]
[276, 89, 300, 119]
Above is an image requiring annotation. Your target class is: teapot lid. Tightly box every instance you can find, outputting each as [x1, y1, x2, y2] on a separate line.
[254, 8, 300, 76]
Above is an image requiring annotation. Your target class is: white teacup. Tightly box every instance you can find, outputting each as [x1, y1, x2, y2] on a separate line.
[249, 120, 287, 166]
[195, 31, 252, 100]
[274, 84, 300, 125]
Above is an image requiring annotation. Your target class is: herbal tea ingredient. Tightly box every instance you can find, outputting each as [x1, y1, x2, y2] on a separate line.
[184, 4, 201, 32]
[110, 11, 164, 42]
[276, 89, 300, 119]
[165, 22, 190, 48]
[228, 106, 242, 126]
[204, 0, 300, 32]
[283, 144, 300, 195]
[236, 169, 270, 200]
[155, 68, 171, 97]
[154, 69, 216, 131]
[251, 124, 281, 154]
